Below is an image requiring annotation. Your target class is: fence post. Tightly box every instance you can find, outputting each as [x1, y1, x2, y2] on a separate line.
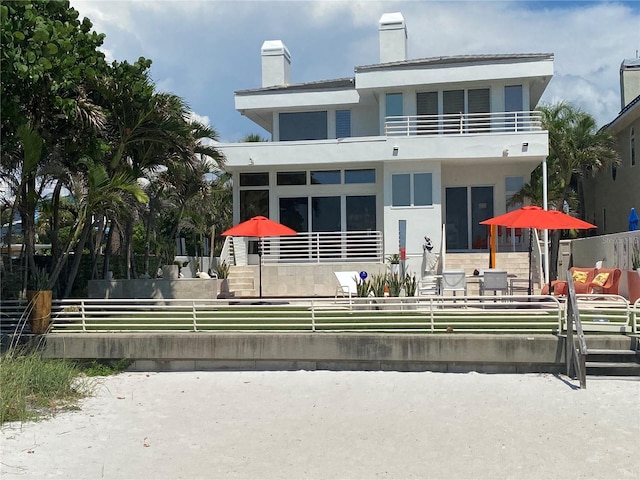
[81, 300, 86, 332]
[311, 299, 316, 332]
[192, 301, 198, 332]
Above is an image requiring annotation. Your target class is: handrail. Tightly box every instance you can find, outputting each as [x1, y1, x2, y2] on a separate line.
[219, 235, 234, 266]
[385, 111, 543, 137]
[565, 273, 588, 389]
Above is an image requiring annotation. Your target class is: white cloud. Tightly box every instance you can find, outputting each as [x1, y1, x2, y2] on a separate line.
[69, 0, 640, 139]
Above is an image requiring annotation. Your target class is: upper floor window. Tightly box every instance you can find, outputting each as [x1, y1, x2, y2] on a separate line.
[631, 127, 636, 167]
[505, 85, 523, 112]
[279, 111, 327, 141]
[336, 110, 351, 138]
[277, 171, 306, 186]
[386, 93, 403, 119]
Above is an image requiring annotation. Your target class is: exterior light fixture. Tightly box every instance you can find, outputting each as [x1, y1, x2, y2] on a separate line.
[392, 146, 399, 157]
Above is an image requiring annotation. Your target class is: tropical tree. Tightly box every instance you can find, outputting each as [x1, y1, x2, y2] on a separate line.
[510, 101, 620, 280]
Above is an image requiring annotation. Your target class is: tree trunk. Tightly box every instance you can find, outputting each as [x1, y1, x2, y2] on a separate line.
[102, 220, 113, 279]
[50, 181, 63, 265]
[63, 220, 93, 297]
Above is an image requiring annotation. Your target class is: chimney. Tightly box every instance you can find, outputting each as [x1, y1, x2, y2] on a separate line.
[379, 12, 407, 64]
[261, 40, 291, 88]
[620, 58, 640, 110]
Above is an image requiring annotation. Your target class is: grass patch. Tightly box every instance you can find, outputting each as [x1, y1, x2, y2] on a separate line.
[77, 358, 132, 377]
[0, 351, 94, 425]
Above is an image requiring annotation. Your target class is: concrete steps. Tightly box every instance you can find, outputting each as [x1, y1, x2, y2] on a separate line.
[586, 348, 640, 377]
[227, 266, 257, 297]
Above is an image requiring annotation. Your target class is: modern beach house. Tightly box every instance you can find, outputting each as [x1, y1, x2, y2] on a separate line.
[217, 13, 553, 296]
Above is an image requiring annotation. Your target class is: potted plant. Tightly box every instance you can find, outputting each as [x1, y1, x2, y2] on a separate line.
[26, 267, 52, 334]
[386, 254, 400, 275]
[627, 245, 640, 303]
[215, 260, 230, 295]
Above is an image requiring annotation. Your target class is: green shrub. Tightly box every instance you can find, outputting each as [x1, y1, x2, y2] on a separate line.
[216, 261, 230, 279]
[387, 273, 403, 296]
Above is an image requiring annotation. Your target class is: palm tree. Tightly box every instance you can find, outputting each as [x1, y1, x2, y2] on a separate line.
[511, 101, 620, 280]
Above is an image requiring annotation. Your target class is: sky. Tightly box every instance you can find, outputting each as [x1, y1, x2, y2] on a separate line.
[69, 0, 640, 142]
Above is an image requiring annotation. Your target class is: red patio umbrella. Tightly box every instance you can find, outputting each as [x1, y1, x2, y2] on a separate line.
[222, 216, 297, 297]
[480, 206, 596, 295]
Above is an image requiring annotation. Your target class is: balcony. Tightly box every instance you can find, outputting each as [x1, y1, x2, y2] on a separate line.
[385, 111, 543, 137]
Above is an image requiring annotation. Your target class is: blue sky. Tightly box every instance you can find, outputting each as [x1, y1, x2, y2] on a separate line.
[70, 0, 640, 142]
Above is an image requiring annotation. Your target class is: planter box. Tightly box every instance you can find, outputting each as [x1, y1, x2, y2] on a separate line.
[627, 270, 640, 304]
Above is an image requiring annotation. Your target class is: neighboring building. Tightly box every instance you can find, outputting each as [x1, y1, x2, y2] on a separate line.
[217, 12, 552, 268]
[584, 58, 640, 234]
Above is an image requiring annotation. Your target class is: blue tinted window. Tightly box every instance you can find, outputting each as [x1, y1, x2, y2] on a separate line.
[385, 93, 403, 119]
[345, 169, 375, 184]
[336, 110, 351, 138]
[414, 173, 433, 206]
[392, 174, 411, 206]
[311, 170, 340, 185]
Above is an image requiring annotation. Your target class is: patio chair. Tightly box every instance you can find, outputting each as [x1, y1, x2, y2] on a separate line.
[588, 268, 622, 295]
[440, 270, 467, 297]
[479, 269, 509, 297]
[334, 271, 360, 304]
[542, 266, 597, 296]
[418, 275, 439, 296]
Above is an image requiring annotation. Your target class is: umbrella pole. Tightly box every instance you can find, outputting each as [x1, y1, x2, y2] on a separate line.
[528, 228, 533, 296]
[258, 242, 263, 298]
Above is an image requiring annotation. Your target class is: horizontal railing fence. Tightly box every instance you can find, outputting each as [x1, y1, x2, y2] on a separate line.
[260, 230, 383, 264]
[2, 294, 636, 335]
[385, 111, 543, 137]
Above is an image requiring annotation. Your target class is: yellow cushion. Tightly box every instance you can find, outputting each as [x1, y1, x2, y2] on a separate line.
[591, 272, 609, 287]
[572, 271, 588, 283]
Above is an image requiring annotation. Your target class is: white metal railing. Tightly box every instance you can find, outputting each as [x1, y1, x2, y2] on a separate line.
[385, 111, 543, 137]
[219, 236, 234, 266]
[2, 294, 635, 335]
[260, 230, 383, 264]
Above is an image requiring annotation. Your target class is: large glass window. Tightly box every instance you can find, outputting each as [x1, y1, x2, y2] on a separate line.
[240, 190, 269, 221]
[279, 111, 328, 141]
[392, 174, 411, 206]
[468, 88, 490, 132]
[277, 171, 306, 186]
[239, 172, 269, 187]
[505, 85, 523, 131]
[311, 170, 340, 185]
[346, 195, 376, 231]
[279, 197, 308, 232]
[416, 91, 438, 134]
[336, 110, 351, 138]
[443, 90, 464, 133]
[312, 196, 341, 231]
[345, 169, 375, 184]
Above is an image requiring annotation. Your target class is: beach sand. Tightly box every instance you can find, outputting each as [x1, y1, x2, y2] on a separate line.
[1, 370, 638, 479]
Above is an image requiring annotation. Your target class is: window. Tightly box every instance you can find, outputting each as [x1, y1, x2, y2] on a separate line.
[505, 176, 524, 211]
[416, 91, 438, 134]
[467, 88, 490, 132]
[413, 173, 433, 206]
[631, 127, 636, 167]
[279, 197, 308, 232]
[312, 196, 341, 231]
[392, 174, 411, 206]
[240, 190, 269, 221]
[336, 110, 351, 138]
[279, 111, 327, 141]
[346, 195, 376, 231]
[345, 169, 375, 184]
[310, 170, 340, 185]
[385, 93, 403, 119]
[443, 90, 464, 133]
[392, 173, 433, 207]
[240, 172, 269, 187]
[277, 171, 306, 186]
[505, 85, 524, 131]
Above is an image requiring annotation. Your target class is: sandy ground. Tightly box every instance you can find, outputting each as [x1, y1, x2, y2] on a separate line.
[1, 371, 639, 480]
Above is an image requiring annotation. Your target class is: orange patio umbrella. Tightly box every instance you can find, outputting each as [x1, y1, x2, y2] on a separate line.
[480, 206, 596, 295]
[222, 216, 297, 297]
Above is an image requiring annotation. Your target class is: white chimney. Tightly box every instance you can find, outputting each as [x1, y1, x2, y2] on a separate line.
[620, 58, 640, 110]
[261, 40, 291, 88]
[379, 12, 407, 64]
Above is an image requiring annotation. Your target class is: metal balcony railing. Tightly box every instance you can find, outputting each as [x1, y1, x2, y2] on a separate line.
[260, 230, 384, 264]
[385, 111, 543, 137]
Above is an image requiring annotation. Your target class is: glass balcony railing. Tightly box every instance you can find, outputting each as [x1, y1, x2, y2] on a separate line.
[385, 111, 543, 137]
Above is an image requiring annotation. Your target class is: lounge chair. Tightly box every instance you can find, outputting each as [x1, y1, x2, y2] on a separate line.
[334, 271, 360, 304]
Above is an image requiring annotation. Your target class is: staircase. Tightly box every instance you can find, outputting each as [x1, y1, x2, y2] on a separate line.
[226, 266, 257, 297]
[445, 252, 537, 295]
[586, 345, 640, 377]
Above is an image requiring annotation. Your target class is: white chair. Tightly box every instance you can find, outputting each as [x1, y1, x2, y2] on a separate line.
[479, 269, 509, 297]
[440, 270, 467, 297]
[334, 271, 359, 304]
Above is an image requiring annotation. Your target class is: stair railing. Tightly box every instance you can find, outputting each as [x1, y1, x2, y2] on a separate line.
[565, 272, 588, 388]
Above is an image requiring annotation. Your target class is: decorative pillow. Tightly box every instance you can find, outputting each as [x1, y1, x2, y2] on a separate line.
[572, 270, 588, 283]
[591, 272, 609, 287]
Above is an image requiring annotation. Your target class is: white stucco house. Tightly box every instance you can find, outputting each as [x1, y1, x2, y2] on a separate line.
[216, 13, 552, 294]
